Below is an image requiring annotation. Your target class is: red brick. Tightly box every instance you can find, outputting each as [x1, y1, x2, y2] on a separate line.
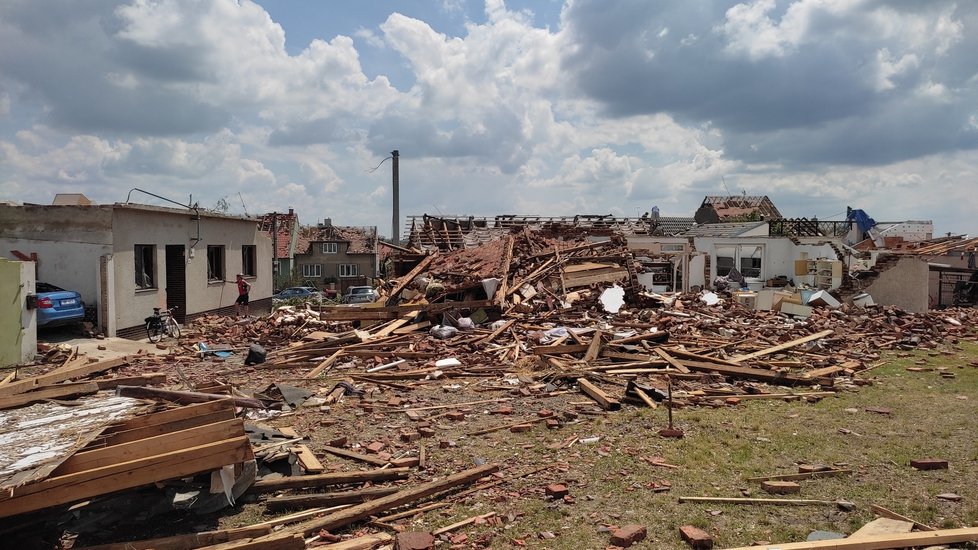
[445, 411, 466, 421]
[545, 419, 560, 429]
[911, 458, 949, 470]
[400, 431, 422, 442]
[678, 525, 713, 549]
[364, 441, 385, 454]
[328, 436, 347, 447]
[510, 423, 534, 433]
[610, 524, 647, 548]
[491, 406, 513, 415]
[395, 531, 435, 550]
[418, 427, 436, 437]
[545, 484, 568, 498]
[724, 397, 741, 406]
[537, 409, 554, 417]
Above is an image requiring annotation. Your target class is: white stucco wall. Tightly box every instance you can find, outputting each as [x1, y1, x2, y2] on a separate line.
[0, 205, 113, 304]
[111, 207, 273, 331]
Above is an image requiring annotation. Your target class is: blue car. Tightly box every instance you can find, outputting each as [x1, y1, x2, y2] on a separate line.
[35, 282, 86, 327]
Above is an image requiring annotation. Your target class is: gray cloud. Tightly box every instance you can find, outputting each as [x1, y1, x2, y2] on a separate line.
[561, 0, 978, 167]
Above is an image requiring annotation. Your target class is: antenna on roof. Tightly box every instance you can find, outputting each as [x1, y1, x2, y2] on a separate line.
[721, 176, 731, 197]
[237, 192, 249, 217]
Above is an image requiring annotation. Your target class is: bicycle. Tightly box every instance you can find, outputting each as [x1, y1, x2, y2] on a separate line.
[145, 306, 181, 343]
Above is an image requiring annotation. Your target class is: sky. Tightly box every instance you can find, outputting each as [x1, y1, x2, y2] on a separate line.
[1, 0, 977, 239]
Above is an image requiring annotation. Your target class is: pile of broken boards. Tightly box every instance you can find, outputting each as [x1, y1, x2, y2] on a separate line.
[0, 354, 502, 550]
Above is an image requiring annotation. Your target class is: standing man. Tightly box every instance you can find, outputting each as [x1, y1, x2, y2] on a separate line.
[235, 273, 251, 318]
[969, 248, 976, 270]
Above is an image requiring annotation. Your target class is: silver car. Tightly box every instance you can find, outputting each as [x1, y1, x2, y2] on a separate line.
[342, 286, 378, 304]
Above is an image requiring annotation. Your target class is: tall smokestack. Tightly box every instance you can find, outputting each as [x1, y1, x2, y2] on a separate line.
[391, 149, 399, 244]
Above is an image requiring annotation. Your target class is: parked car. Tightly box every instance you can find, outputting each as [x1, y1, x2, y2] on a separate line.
[35, 282, 86, 327]
[272, 286, 323, 303]
[342, 286, 379, 304]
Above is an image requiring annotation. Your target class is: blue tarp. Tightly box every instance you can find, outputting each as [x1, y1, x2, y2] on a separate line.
[846, 208, 876, 235]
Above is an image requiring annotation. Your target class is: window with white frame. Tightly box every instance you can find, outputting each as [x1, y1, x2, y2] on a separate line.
[715, 244, 763, 279]
[339, 264, 358, 278]
[322, 242, 338, 254]
[301, 264, 322, 278]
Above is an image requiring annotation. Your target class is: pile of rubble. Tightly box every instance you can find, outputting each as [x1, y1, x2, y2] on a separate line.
[3, 226, 978, 549]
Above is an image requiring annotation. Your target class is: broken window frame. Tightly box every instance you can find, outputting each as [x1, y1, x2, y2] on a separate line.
[339, 264, 359, 278]
[714, 244, 764, 279]
[301, 263, 322, 278]
[241, 245, 256, 277]
[134, 244, 155, 290]
[207, 245, 225, 282]
[322, 242, 338, 254]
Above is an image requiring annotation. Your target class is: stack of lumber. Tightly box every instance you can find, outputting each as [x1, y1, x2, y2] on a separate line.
[0, 399, 252, 518]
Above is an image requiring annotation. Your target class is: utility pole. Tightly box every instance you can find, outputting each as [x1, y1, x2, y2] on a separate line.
[391, 149, 400, 245]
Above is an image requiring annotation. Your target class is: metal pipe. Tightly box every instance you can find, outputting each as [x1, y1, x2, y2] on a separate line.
[391, 149, 399, 245]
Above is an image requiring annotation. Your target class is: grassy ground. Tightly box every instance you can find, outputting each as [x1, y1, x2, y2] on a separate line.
[327, 341, 978, 549]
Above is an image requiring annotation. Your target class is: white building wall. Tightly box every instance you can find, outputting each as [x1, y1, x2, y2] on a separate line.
[111, 207, 273, 332]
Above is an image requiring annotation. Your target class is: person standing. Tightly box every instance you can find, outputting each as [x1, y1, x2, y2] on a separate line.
[234, 273, 251, 318]
[969, 248, 976, 270]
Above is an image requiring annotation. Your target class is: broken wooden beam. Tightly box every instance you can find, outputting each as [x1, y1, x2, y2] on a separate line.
[577, 378, 621, 411]
[385, 252, 439, 306]
[0, 381, 99, 410]
[721, 526, 978, 550]
[279, 463, 500, 537]
[115, 386, 265, 409]
[321, 445, 389, 467]
[74, 525, 272, 550]
[730, 329, 835, 363]
[0, 357, 127, 397]
[266, 486, 399, 512]
[248, 468, 410, 494]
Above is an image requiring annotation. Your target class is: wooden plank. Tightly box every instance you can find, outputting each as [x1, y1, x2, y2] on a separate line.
[721, 526, 978, 550]
[609, 331, 669, 346]
[317, 533, 393, 550]
[385, 252, 439, 306]
[678, 496, 838, 506]
[74, 525, 272, 550]
[321, 446, 389, 467]
[532, 344, 590, 356]
[577, 378, 621, 411]
[194, 531, 304, 550]
[868, 504, 936, 531]
[0, 382, 99, 410]
[305, 350, 345, 379]
[92, 373, 168, 389]
[248, 468, 410, 494]
[319, 311, 398, 321]
[101, 400, 234, 433]
[290, 445, 325, 473]
[279, 463, 499, 537]
[93, 408, 236, 447]
[54, 419, 245, 476]
[0, 357, 127, 397]
[266, 486, 399, 511]
[679, 360, 811, 385]
[478, 319, 515, 345]
[115, 386, 264, 408]
[746, 469, 851, 482]
[369, 310, 420, 340]
[0, 370, 16, 386]
[494, 236, 514, 305]
[731, 329, 835, 363]
[653, 348, 691, 374]
[849, 517, 914, 539]
[0, 435, 253, 518]
[583, 330, 604, 362]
